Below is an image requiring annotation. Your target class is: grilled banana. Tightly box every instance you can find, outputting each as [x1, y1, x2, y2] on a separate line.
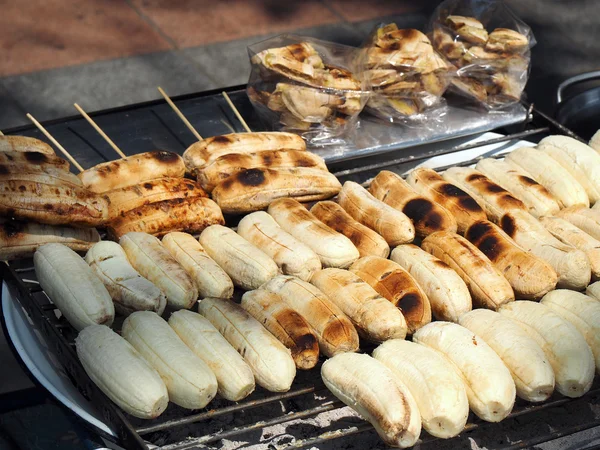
[556, 205, 600, 240]
[373, 339, 469, 439]
[237, 211, 321, 281]
[0, 151, 69, 171]
[590, 129, 600, 152]
[541, 290, 600, 373]
[34, 243, 114, 331]
[268, 198, 359, 268]
[168, 310, 255, 401]
[85, 241, 166, 316]
[406, 168, 487, 233]
[197, 149, 326, 192]
[240, 289, 319, 370]
[262, 275, 359, 357]
[338, 181, 415, 246]
[79, 151, 186, 193]
[199, 225, 278, 290]
[500, 210, 591, 289]
[0, 220, 99, 261]
[413, 321, 516, 422]
[421, 231, 514, 310]
[0, 166, 83, 188]
[475, 158, 560, 218]
[122, 311, 217, 409]
[349, 256, 431, 333]
[369, 170, 457, 237]
[499, 301, 595, 397]
[459, 309, 555, 402]
[198, 297, 296, 392]
[540, 216, 600, 280]
[442, 167, 528, 222]
[538, 136, 600, 204]
[321, 353, 421, 448]
[586, 281, 600, 301]
[162, 232, 233, 299]
[105, 177, 207, 219]
[0, 135, 54, 154]
[310, 201, 390, 258]
[76, 325, 168, 419]
[120, 232, 198, 310]
[465, 220, 557, 299]
[390, 244, 472, 322]
[504, 147, 589, 208]
[311, 268, 408, 342]
[183, 132, 306, 171]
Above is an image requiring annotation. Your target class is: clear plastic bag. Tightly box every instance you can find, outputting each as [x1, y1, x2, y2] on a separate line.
[247, 34, 370, 148]
[360, 23, 455, 126]
[428, 0, 535, 109]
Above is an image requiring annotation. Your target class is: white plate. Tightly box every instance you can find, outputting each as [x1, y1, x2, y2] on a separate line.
[0, 131, 533, 440]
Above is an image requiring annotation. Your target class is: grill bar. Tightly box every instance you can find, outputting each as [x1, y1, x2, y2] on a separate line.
[502, 421, 600, 450]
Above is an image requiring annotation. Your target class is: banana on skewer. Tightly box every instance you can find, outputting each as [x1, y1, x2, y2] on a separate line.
[0, 150, 69, 170]
[34, 243, 114, 331]
[0, 135, 54, 155]
[0, 165, 83, 187]
[85, 241, 166, 316]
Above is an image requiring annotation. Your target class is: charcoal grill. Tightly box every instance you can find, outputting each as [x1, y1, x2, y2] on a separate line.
[1, 86, 599, 450]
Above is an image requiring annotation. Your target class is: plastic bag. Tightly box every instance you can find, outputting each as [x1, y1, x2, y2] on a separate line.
[428, 0, 535, 109]
[247, 34, 370, 148]
[360, 23, 455, 126]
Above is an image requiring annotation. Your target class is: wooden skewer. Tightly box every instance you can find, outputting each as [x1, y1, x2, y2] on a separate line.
[26, 113, 85, 172]
[73, 103, 127, 159]
[222, 91, 252, 133]
[157, 87, 203, 141]
[0, 130, 4, 136]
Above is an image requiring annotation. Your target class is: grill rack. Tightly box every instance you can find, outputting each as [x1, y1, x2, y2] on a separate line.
[2, 90, 600, 449]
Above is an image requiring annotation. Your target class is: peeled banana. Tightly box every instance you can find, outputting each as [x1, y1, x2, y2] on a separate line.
[556, 206, 600, 241]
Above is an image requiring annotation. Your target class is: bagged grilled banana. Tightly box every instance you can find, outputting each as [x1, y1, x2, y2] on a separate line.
[540, 216, 600, 280]
[500, 210, 591, 290]
[212, 167, 341, 214]
[321, 353, 421, 448]
[421, 231, 514, 310]
[76, 325, 168, 419]
[268, 198, 359, 268]
[0, 150, 69, 171]
[262, 275, 359, 357]
[183, 131, 306, 171]
[0, 135, 54, 154]
[107, 196, 224, 239]
[413, 321, 516, 422]
[162, 232, 233, 299]
[390, 245, 472, 322]
[85, 241, 166, 316]
[310, 201, 389, 258]
[556, 205, 600, 241]
[370, 170, 458, 236]
[541, 290, 600, 373]
[79, 151, 186, 193]
[237, 211, 321, 281]
[442, 167, 528, 222]
[168, 310, 255, 401]
[538, 136, 600, 204]
[465, 220, 557, 299]
[105, 177, 207, 219]
[475, 158, 560, 218]
[459, 309, 555, 402]
[198, 297, 296, 392]
[199, 225, 278, 290]
[406, 168, 487, 233]
[122, 311, 217, 409]
[499, 301, 595, 397]
[349, 256, 431, 333]
[373, 339, 469, 439]
[120, 232, 198, 310]
[338, 181, 414, 246]
[197, 149, 326, 192]
[0, 178, 108, 227]
[34, 243, 114, 331]
[241, 289, 319, 370]
[311, 268, 408, 342]
[0, 220, 99, 261]
[504, 147, 589, 208]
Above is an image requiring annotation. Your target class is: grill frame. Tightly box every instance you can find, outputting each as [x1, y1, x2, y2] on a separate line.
[1, 88, 598, 449]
